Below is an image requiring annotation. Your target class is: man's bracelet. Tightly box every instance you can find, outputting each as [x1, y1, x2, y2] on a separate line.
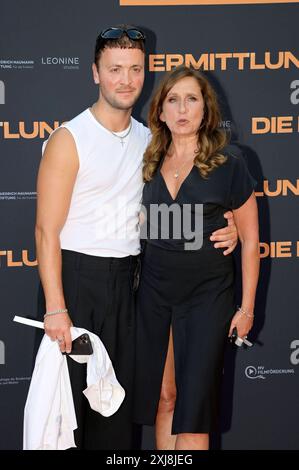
[237, 306, 254, 319]
[44, 308, 68, 319]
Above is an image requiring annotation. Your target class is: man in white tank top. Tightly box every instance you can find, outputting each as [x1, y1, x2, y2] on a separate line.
[35, 25, 238, 450]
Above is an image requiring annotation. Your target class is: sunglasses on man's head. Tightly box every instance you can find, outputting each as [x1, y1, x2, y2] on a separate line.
[100, 27, 146, 42]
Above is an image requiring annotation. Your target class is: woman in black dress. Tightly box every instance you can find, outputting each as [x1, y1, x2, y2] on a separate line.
[134, 66, 260, 450]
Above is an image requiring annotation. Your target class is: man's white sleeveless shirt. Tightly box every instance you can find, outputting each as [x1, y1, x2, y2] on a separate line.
[42, 108, 151, 257]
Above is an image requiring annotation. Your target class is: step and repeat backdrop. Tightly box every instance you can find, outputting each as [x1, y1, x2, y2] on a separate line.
[0, 0, 298, 450]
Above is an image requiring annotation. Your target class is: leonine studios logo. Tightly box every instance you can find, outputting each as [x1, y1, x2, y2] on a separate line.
[41, 56, 80, 70]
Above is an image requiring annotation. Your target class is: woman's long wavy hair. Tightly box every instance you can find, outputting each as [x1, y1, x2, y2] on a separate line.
[143, 66, 229, 182]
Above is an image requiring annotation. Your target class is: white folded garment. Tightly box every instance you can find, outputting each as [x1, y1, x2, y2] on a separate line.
[20, 321, 125, 450]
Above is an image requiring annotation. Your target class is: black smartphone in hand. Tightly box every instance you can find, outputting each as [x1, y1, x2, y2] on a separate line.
[62, 333, 93, 356]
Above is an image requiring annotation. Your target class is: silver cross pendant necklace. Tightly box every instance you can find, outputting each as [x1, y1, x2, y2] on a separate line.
[90, 104, 132, 146]
[109, 120, 132, 146]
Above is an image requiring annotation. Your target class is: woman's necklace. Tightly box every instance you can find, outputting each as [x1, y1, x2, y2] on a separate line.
[167, 154, 195, 179]
[173, 160, 190, 179]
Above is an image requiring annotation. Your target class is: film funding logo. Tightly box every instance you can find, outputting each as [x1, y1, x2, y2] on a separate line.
[0, 80, 4, 104]
[245, 340, 299, 379]
[0, 59, 34, 70]
[245, 365, 295, 380]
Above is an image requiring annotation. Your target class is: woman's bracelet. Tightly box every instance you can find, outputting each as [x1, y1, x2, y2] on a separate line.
[237, 306, 254, 319]
[44, 308, 68, 320]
